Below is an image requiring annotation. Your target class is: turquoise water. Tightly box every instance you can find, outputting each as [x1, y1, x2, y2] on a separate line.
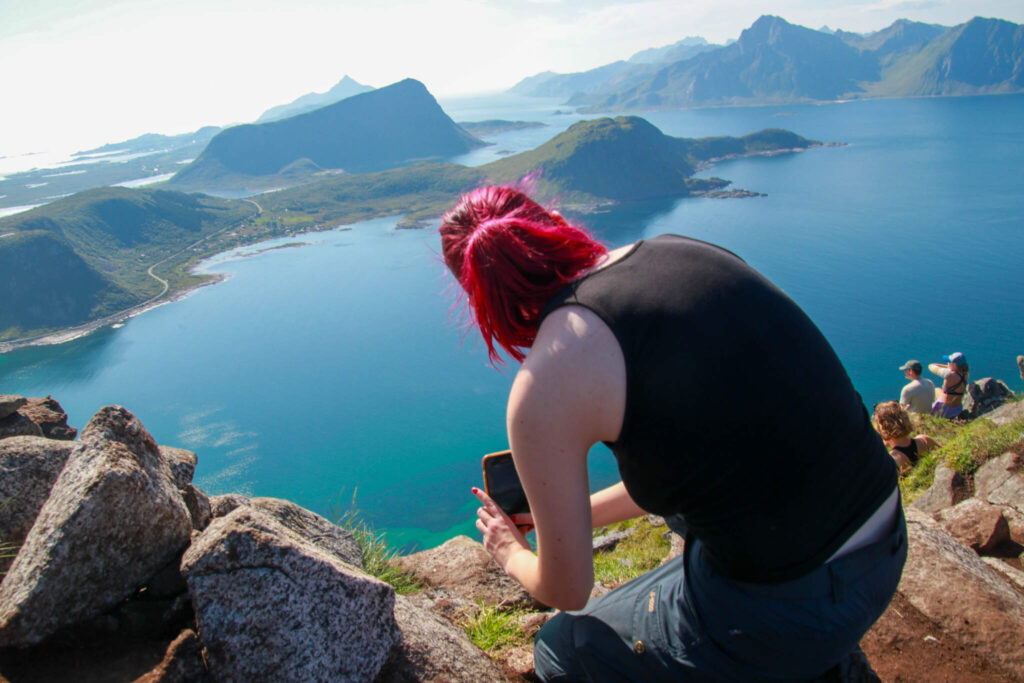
[2, 94, 1023, 550]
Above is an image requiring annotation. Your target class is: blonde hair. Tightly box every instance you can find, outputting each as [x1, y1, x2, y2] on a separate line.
[872, 401, 912, 442]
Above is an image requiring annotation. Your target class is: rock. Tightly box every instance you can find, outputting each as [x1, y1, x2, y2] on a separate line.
[0, 406, 193, 648]
[964, 378, 1015, 419]
[934, 499, 1010, 554]
[0, 394, 27, 420]
[142, 555, 189, 600]
[1003, 507, 1024, 545]
[209, 493, 251, 518]
[910, 465, 968, 514]
[134, 629, 208, 683]
[899, 508, 1024, 677]
[982, 557, 1024, 591]
[974, 451, 1024, 514]
[205, 495, 361, 568]
[247, 497, 363, 569]
[519, 611, 555, 639]
[660, 531, 686, 566]
[395, 535, 540, 609]
[0, 412, 44, 440]
[180, 484, 212, 531]
[496, 644, 536, 680]
[375, 593, 507, 682]
[182, 507, 397, 682]
[985, 399, 1024, 425]
[17, 396, 77, 440]
[114, 594, 192, 640]
[592, 528, 631, 551]
[160, 446, 197, 489]
[0, 436, 75, 542]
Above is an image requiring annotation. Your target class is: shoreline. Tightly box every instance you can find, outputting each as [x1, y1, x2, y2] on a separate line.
[0, 274, 227, 355]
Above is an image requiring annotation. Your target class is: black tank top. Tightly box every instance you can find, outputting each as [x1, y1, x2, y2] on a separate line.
[893, 440, 919, 464]
[541, 235, 896, 583]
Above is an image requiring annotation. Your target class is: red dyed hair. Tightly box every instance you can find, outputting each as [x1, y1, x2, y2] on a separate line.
[440, 182, 607, 364]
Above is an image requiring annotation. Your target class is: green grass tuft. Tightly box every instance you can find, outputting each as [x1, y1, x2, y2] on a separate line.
[460, 602, 531, 653]
[337, 511, 424, 595]
[900, 414, 1024, 503]
[592, 517, 671, 587]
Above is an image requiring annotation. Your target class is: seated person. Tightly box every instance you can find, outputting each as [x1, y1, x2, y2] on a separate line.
[898, 359, 935, 414]
[929, 352, 969, 419]
[872, 401, 939, 474]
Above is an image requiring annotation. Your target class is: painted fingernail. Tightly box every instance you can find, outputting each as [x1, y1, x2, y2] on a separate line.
[471, 487, 479, 494]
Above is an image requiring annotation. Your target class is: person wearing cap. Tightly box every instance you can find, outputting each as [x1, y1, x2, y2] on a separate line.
[898, 360, 935, 415]
[929, 352, 970, 419]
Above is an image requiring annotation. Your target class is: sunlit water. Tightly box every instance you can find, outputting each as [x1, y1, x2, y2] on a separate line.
[2, 93, 1023, 550]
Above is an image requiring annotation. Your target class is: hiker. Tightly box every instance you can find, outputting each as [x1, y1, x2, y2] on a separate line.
[872, 401, 940, 475]
[898, 359, 935, 414]
[929, 352, 969, 419]
[440, 182, 906, 681]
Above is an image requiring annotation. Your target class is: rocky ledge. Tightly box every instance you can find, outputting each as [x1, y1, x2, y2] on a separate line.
[1, 397, 1023, 681]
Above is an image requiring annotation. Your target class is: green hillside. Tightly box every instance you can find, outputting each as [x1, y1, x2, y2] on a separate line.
[483, 117, 819, 203]
[1, 116, 820, 343]
[0, 231, 136, 337]
[0, 187, 255, 341]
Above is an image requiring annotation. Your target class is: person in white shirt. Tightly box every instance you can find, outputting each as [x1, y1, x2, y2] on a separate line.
[898, 360, 935, 415]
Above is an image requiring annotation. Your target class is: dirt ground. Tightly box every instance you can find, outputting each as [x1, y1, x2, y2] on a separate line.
[861, 593, 1022, 682]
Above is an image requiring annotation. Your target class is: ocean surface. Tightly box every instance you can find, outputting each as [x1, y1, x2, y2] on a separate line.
[2, 93, 1023, 550]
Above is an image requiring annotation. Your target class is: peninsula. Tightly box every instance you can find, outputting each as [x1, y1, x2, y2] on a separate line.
[0, 116, 821, 348]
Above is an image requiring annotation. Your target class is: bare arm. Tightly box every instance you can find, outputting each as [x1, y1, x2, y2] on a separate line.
[890, 449, 913, 476]
[915, 434, 940, 454]
[475, 306, 626, 610]
[590, 482, 645, 527]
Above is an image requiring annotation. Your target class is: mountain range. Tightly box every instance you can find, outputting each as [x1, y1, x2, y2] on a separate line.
[512, 15, 1024, 109]
[167, 79, 485, 193]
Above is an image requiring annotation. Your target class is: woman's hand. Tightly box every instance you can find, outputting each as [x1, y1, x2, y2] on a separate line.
[472, 487, 532, 571]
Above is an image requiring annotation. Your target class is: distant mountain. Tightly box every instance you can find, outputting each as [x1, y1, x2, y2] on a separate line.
[836, 18, 946, 57]
[587, 16, 879, 110]
[627, 37, 715, 64]
[168, 79, 485, 193]
[510, 37, 720, 100]
[862, 16, 1024, 96]
[0, 187, 254, 339]
[74, 126, 222, 157]
[257, 76, 374, 123]
[261, 116, 821, 229]
[510, 15, 1024, 110]
[481, 116, 820, 203]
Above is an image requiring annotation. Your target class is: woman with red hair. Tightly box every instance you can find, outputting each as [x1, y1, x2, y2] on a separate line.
[441, 182, 905, 680]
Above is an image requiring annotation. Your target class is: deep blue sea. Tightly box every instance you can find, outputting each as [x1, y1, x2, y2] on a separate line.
[2, 93, 1022, 550]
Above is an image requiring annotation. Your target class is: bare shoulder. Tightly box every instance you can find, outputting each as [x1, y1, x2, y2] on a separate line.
[508, 306, 626, 446]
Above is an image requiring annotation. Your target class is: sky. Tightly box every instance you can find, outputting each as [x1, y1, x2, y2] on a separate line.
[1, 0, 1022, 158]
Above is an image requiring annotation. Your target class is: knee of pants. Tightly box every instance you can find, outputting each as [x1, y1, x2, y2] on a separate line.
[534, 611, 636, 681]
[533, 612, 576, 681]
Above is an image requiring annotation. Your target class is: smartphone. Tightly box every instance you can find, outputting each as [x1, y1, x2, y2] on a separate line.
[481, 449, 530, 516]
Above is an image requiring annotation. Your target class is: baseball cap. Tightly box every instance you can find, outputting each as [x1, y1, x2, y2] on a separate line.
[899, 360, 922, 374]
[943, 352, 967, 367]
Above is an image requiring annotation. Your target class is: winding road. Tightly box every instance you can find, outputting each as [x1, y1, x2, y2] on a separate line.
[0, 199, 263, 353]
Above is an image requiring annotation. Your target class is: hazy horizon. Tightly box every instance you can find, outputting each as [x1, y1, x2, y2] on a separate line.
[2, 0, 1023, 160]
